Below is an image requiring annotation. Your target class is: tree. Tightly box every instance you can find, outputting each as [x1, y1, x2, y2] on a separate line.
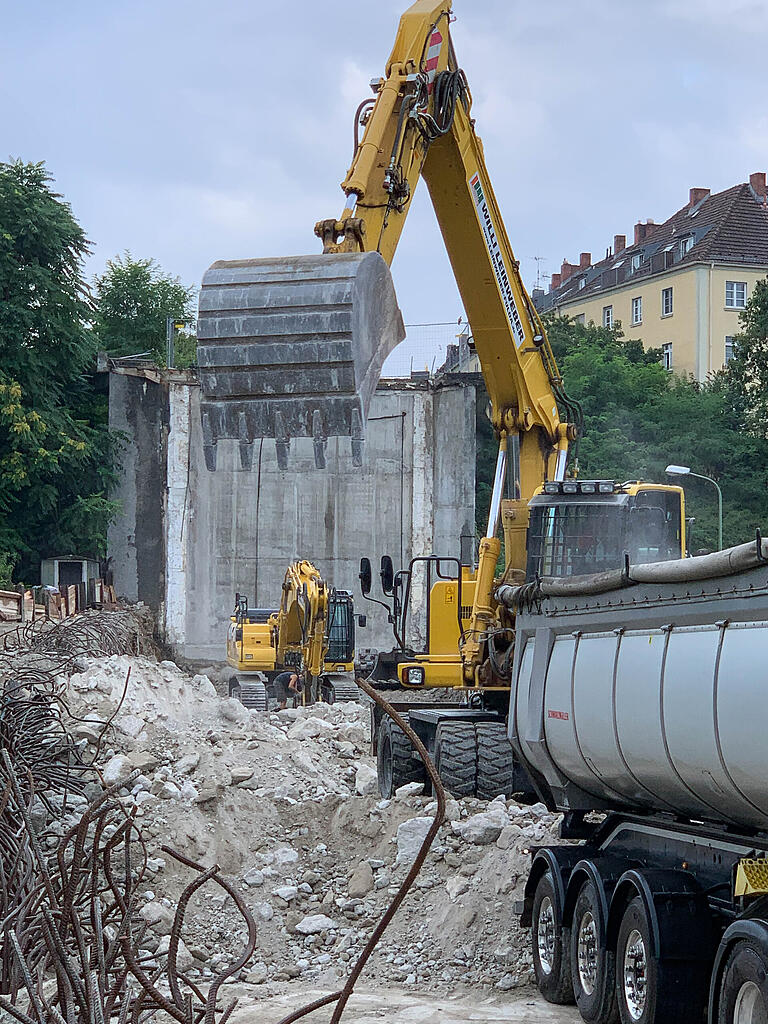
[725, 276, 768, 437]
[93, 254, 196, 365]
[0, 160, 120, 580]
[0, 161, 94, 404]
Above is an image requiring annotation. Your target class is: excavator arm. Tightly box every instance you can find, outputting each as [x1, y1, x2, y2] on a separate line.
[274, 560, 330, 680]
[198, 0, 573, 485]
[199, 0, 579, 682]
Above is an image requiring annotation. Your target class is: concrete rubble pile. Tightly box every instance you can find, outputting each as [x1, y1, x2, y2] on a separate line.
[51, 652, 561, 1002]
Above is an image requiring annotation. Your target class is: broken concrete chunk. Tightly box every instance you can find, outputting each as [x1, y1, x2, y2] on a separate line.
[175, 752, 200, 775]
[103, 755, 133, 787]
[355, 764, 378, 795]
[452, 806, 509, 845]
[347, 861, 374, 898]
[272, 885, 299, 902]
[395, 816, 434, 866]
[395, 781, 425, 800]
[295, 914, 337, 935]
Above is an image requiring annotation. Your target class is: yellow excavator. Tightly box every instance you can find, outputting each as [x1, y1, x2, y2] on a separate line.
[226, 560, 360, 709]
[201, 0, 684, 794]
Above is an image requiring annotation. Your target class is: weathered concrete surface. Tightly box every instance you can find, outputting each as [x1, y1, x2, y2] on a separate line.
[108, 368, 477, 662]
[107, 370, 169, 610]
[228, 986, 578, 1023]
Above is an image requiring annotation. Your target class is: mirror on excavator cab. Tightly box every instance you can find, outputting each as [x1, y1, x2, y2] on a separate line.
[359, 557, 372, 597]
[380, 555, 395, 595]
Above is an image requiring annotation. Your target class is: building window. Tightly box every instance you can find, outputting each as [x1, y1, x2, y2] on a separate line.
[725, 336, 737, 364]
[574, 313, 586, 325]
[662, 343, 673, 371]
[578, 277, 586, 290]
[631, 296, 642, 325]
[631, 253, 642, 272]
[662, 287, 673, 317]
[680, 236, 694, 256]
[603, 305, 613, 329]
[726, 281, 747, 308]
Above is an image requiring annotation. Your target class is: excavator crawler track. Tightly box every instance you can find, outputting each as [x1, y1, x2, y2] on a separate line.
[197, 251, 404, 471]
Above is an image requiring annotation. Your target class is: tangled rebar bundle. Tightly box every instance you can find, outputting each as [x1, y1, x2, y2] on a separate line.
[0, 756, 257, 1024]
[0, 612, 446, 1023]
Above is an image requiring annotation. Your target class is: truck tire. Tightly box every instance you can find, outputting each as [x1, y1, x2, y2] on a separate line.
[238, 679, 268, 711]
[476, 722, 516, 800]
[434, 722, 477, 797]
[532, 870, 574, 1004]
[718, 941, 768, 1024]
[570, 880, 617, 1024]
[616, 895, 697, 1024]
[377, 717, 425, 798]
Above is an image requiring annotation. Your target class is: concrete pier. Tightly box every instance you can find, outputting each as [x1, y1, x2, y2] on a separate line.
[108, 366, 478, 663]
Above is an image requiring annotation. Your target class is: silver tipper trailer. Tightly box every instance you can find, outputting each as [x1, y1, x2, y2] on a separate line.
[503, 536, 768, 1024]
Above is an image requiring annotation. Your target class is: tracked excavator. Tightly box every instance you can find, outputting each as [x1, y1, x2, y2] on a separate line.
[226, 560, 360, 709]
[198, 0, 684, 762]
[198, 9, 768, 1020]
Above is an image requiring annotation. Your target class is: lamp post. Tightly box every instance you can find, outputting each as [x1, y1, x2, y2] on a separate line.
[665, 464, 723, 552]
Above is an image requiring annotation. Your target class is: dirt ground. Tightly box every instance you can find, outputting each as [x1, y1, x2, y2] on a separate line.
[227, 986, 579, 1023]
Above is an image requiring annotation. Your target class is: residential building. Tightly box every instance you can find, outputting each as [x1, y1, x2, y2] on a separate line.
[534, 173, 768, 380]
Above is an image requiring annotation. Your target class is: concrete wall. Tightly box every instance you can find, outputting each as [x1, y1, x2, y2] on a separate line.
[108, 370, 169, 611]
[108, 369, 477, 664]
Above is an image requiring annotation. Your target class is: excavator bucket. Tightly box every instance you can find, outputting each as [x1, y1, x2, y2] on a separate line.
[197, 251, 405, 471]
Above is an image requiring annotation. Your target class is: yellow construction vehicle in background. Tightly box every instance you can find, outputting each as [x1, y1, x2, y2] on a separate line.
[201, 0, 685, 793]
[226, 560, 361, 709]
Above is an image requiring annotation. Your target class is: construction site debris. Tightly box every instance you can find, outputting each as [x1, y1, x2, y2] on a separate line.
[1, 615, 562, 1022]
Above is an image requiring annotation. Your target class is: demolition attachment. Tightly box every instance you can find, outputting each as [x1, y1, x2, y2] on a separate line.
[197, 251, 404, 470]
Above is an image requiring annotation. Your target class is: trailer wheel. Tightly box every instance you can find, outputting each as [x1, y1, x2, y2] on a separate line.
[434, 721, 477, 797]
[376, 717, 425, 798]
[570, 880, 618, 1024]
[475, 722, 516, 800]
[237, 679, 268, 711]
[718, 941, 768, 1024]
[532, 870, 574, 1004]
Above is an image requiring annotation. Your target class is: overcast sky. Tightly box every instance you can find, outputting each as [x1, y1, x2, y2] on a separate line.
[3, 0, 768, 372]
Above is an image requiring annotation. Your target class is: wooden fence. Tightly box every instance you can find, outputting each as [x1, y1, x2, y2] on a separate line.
[0, 580, 117, 624]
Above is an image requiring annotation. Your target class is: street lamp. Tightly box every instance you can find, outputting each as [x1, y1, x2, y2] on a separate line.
[665, 464, 723, 552]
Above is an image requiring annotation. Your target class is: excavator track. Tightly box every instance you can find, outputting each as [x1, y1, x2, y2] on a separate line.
[197, 251, 404, 471]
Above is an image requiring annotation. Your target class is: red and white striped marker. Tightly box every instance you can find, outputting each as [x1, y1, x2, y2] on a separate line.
[425, 29, 443, 93]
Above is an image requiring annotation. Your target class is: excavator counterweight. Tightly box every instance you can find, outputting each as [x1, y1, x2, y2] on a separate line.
[197, 251, 404, 470]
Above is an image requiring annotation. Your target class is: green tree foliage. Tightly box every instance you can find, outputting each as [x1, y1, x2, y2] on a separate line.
[726, 277, 768, 438]
[475, 314, 768, 553]
[93, 254, 196, 365]
[0, 160, 120, 580]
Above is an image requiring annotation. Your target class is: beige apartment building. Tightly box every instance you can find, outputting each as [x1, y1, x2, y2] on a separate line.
[534, 173, 768, 380]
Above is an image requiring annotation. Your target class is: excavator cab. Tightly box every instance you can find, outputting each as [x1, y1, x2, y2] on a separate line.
[526, 481, 685, 578]
[325, 590, 356, 669]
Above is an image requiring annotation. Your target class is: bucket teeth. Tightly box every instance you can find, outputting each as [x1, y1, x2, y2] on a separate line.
[203, 445, 217, 472]
[312, 410, 327, 470]
[196, 251, 404, 470]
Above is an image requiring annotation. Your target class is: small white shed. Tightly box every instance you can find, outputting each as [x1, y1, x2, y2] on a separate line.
[40, 555, 101, 589]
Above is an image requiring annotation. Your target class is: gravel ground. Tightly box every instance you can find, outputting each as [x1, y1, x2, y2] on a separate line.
[46, 650, 565, 1011]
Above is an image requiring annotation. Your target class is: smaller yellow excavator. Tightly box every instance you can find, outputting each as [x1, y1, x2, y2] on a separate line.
[225, 560, 361, 709]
